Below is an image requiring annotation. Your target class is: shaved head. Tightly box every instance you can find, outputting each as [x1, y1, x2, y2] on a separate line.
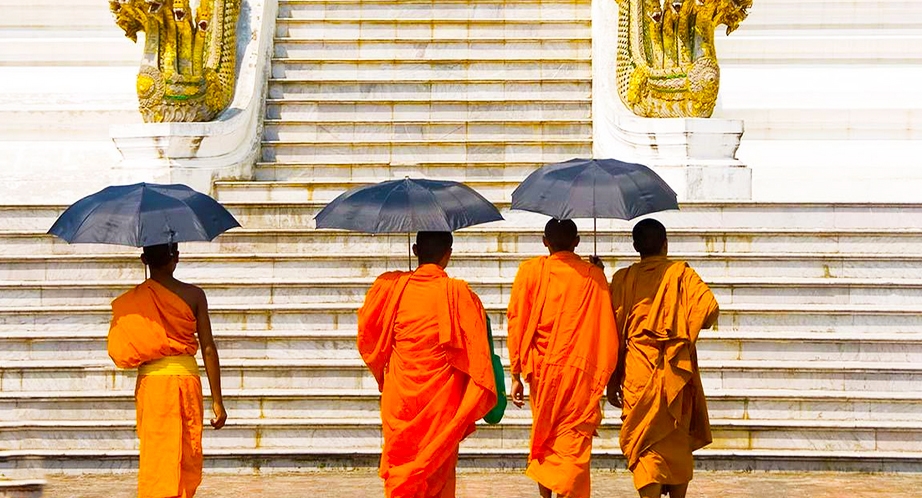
[544, 219, 579, 252]
[414, 231, 453, 265]
[142, 243, 178, 268]
[632, 218, 667, 257]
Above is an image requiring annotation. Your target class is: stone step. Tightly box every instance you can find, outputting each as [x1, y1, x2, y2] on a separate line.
[277, 0, 589, 22]
[1, 303, 921, 334]
[211, 195, 922, 233]
[262, 121, 592, 142]
[3, 416, 921, 453]
[8, 227, 922, 257]
[264, 99, 592, 122]
[8, 447, 922, 474]
[4, 388, 919, 423]
[274, 0, 920, 32]
[270, 27, 917, 65]
[14, 198, 922, 232]
[273, 39, 590, 60]
[3, 277, 922, 308]
[275, 19, 591, 39]
[267, 78, 591, 100]
[6, 327, 922, 363]
[0, 38, 139, 66]
[270, 58, 591, 80]
[1, 250, 916, 282]
[4, 358, 922, 395]
[259, 139, 592, 164]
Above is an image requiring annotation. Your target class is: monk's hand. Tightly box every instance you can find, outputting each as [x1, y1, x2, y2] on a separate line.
[510, 378, 525, 408]
[607, 388, 623, 409]
[589, 255, 604, 270]
[211, 402, 227, 429]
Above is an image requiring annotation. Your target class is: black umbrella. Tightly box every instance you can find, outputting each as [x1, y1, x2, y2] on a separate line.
[511, 158, 678, 255]
[315, 178, 504, 268]
[48, 182, 241, 247]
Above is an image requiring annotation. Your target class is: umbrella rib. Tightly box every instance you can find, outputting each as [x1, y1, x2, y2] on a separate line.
[171, 191, 212, 240]
[374, 180, 403, 233]
[66, 190, 118, 243]
[624, 169, 649, 219]
[136, 184, 145, 246]
[427, 185, 451, 231]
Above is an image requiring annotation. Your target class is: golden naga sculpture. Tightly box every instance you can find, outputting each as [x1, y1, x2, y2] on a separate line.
[616, 0, 751, 118]
[109, 0, 240, 122]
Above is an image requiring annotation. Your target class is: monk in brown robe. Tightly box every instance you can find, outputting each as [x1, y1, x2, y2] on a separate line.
[507, 219, 619, 498]
[108, 243, 226, 498]
[608, 219, 719, 498]
[357, 231, 497, 498]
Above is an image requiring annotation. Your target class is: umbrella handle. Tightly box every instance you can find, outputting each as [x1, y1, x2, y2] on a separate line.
[407, 232, 412, 271]
[594, 217, 598, 257]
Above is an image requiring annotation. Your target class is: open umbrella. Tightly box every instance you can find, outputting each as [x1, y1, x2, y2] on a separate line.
[511, 158, 678, 255]
[315, 178, 504, 268]
[48, 182, 241, 247]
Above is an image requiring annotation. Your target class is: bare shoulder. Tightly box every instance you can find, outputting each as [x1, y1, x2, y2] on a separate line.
[174, 280, 208, 313]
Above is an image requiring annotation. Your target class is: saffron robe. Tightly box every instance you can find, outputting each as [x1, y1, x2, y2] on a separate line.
[357, 264, 497, 498]
[609, 256, 719, 490]
[507, 252, 619, 498]
[109, 279, 204, 498]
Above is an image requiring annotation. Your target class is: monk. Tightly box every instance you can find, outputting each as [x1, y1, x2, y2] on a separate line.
[108, 243, 227, 498]
[357, 231, 497, 498]
[507, 219, 619, 498]
[608, 218, 719, 498]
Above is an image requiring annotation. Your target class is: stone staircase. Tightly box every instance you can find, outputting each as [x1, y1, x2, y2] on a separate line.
[2, 0, 922, 477]
[5, 199, 922, 472]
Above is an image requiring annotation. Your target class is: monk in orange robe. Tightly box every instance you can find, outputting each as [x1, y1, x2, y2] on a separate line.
[608, 219, 719, 498]
[108, 243, 227, 498]
[357, 231, 497, 498]
[507, 219, 619, 498]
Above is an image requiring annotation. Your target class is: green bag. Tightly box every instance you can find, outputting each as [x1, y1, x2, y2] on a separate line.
[483, 316, 508, 424]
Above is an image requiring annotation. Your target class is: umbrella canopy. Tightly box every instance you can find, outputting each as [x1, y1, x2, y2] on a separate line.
[315, 178, 503, 233]
[511, 158, 678, 220]
[48, 183, 241, 246]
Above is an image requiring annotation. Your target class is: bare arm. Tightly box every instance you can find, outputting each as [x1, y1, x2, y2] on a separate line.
[703, 307, 720, 330]
[607, 269, 627, 408]
[507, 264, 533, 409]
[195, 289, 227, 429]
[510, 373, 525, 408]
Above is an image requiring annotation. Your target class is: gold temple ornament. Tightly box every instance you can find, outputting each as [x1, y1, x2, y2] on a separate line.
[616, 0, 751, 118]
[110, 0, 240, 123]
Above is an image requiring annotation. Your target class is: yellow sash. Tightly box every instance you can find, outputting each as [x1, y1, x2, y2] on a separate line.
[138, 355, 200, 376]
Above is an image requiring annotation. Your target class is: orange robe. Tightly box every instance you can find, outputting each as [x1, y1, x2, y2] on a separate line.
[507, 252, 619, 498]
[109, 279, 203, 498]
[357, 264, 497, 498]
[609, 256, 719, 490]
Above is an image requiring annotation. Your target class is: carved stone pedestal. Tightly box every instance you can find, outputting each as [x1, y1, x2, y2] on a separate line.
[108, 0, 277, 195]
[110, 118, 261, 195]
[597, 114, 752, 201]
